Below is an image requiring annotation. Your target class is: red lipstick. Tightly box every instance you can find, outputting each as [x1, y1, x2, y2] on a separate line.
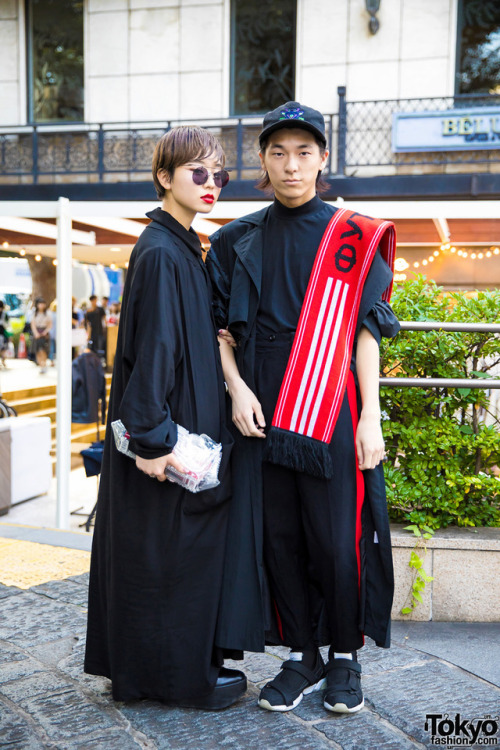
[201, 194, 214, 204]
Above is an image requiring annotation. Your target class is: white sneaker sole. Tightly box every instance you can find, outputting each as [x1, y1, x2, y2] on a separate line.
[323, 697, 364, 713]
[258, 677, 326, 712]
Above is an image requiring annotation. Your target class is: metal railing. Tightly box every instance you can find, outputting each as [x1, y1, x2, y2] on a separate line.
[380, 321, 500, 389]
[339, 89, 500, 173]
[1, 90, 499, 183]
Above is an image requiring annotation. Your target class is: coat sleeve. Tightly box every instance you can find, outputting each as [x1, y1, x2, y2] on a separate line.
[361, 300, 400, 345]
[205, 230, 232, 330]
[118, 247, 182, 460]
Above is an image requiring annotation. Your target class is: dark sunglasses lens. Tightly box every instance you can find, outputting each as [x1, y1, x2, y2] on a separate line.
[214, 170, 230, 188]
[192, 168, 208, 185]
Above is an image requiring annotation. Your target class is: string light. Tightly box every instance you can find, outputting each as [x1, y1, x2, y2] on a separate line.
[410, 244, 500, 275]
[19, 248, 26, 256]
[52, 259, 58, 266]
[2, 241, 9, 248]
[35, 254, 42, 262]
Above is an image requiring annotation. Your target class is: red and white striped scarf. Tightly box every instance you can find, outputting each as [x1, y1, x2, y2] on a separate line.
[264, 208, 396, 478]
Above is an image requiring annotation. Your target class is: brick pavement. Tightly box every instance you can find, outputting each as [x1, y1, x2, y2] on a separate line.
[0, 529, 499, 750]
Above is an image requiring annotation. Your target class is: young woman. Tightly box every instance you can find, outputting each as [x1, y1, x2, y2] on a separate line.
[85, 126, 245, 709]
[30, 297, 52, 373]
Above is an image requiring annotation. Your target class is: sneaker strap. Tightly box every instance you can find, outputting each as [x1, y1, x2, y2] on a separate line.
[326, 658, 361, 674]
[282, 659, 322, 685]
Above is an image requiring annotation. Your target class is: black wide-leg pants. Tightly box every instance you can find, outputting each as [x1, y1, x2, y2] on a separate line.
[255, 333, 365, 653]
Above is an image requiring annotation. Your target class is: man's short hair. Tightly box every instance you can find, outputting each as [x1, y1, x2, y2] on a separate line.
[152, 126, 225, 200]
[89, 295, 97, 302]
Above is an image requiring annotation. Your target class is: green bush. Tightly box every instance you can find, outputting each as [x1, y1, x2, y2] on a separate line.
[380, 275, 500, 529]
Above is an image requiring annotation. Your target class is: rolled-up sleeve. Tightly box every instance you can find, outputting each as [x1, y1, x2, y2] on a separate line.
[361, 300, 400, 345]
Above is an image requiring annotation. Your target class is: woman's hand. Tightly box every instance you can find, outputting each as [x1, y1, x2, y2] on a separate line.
[218, 328, 237, 348]
[355, 412, 385, 470]
[228, 378, 266, 438]
[136, 452, 186, 482]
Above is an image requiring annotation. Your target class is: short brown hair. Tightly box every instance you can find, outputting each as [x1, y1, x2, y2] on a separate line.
[256, 134, 329, 194]
[152, 126, 226, 199]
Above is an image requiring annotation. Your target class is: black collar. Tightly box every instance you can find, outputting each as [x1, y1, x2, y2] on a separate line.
[147, 208, 202, 257]
[271, 194, 324, 220]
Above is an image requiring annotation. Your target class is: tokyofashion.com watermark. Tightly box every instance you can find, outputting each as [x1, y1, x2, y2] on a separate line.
[425, 714, 499, 746]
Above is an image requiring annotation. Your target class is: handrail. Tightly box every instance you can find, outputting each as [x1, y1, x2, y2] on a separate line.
[381, 320, 500, 388]
[399, 322, 500, 333]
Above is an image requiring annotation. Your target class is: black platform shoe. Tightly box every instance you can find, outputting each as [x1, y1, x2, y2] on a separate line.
[174, 667, 247, 710]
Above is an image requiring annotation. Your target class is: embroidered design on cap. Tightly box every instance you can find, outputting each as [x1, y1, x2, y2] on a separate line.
[279, 107, 305, 121]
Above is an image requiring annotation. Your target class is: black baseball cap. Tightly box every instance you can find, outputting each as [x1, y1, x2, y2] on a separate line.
[259, 101, 327, 148]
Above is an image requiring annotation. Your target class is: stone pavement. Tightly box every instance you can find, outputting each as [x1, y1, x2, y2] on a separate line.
[0, 525, 499, 750]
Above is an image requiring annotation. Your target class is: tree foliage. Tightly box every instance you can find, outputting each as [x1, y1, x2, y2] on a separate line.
[380, 276, 500, 529]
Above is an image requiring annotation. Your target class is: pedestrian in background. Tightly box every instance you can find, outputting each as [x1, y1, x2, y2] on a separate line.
[84, 294, 106, 357]
[30, 297, 51, 374]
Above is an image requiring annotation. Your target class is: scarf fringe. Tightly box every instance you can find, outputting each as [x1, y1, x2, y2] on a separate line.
[264, 427, 333, 480]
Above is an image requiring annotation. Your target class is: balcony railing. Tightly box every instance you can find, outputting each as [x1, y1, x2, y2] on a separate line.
[1, 91, 499, 184]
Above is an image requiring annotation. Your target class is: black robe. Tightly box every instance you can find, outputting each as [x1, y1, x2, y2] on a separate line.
[206, 205, 398, 654]
[84, 208, 233, 703]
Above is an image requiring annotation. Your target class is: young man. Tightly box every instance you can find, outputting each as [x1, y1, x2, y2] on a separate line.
[84, 294, 106, 357]
[207, 102, 399, 714]
[85, 126, 246, 709]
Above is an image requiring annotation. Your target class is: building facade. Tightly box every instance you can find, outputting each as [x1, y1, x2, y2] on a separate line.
[0, 0, 499, 290]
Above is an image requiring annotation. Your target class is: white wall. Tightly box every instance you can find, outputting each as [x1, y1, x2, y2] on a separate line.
[0, 0, 460, 126]
[297, 0, 458, 109]
[0, 0, 22, 125]
[86, 0, 226, 122]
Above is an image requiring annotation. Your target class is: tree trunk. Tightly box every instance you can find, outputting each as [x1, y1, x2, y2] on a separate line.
[27, 257, 57, 306]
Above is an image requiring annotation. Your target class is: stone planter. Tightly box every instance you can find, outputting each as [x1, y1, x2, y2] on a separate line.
[391, 524, 500, 622]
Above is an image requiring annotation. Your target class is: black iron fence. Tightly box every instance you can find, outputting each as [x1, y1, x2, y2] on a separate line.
[0, 90, 499, 183]
[340, 89, 500, 174]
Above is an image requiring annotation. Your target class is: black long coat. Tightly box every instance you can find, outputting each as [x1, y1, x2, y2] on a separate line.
[84, 209, 233, 703]
[207, 206, 397, 653]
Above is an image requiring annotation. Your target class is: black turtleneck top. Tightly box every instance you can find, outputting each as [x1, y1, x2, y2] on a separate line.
[257, 195, 336, 336]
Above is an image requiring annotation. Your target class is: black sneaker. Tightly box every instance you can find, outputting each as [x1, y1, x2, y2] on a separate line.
[258, 651, 325, 712]
[323, 657, 364, 713]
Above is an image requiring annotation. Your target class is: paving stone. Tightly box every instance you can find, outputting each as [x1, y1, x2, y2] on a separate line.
[364, 661, 500, 747]
[359, 640, 433, 675]
[0, 592, 86, 646]
[0, 673, 120, 742]
[67, 571, 90, 586]
[29, 579, 89, 608]
[59, 643, 113, 698]
[0, 583, 23, 600]
[314, 710, 423, 749]
[0, 642, 29, 665]
[225, 651, 283, 684]
[0, 698, 46, 749]
[121, 691, 334, 750]
[71, 730, 147, 749]
[0, 655, 45, 684]
[29, 636, 79, 668]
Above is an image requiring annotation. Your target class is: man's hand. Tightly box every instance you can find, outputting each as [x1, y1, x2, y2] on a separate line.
[136, 452, 186, 481]
[228, 379, 266, 438]
[356, 412, 385, 470]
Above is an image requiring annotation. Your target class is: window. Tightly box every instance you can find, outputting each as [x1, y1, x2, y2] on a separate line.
[230, 0, 296, 116]
[456, 0, 500, 95]
[27, 0, 84, 123]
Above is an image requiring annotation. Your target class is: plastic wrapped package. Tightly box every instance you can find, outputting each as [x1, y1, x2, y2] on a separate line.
[111, 420, 221, 493]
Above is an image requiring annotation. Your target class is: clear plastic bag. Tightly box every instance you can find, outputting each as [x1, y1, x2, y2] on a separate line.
[111, 420, 221, 493]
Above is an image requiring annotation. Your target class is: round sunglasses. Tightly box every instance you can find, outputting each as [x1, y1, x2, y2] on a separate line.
[191, 166, 230, 189]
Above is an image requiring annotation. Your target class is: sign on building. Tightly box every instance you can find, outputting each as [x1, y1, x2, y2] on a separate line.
[392, 108, 500, 152]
